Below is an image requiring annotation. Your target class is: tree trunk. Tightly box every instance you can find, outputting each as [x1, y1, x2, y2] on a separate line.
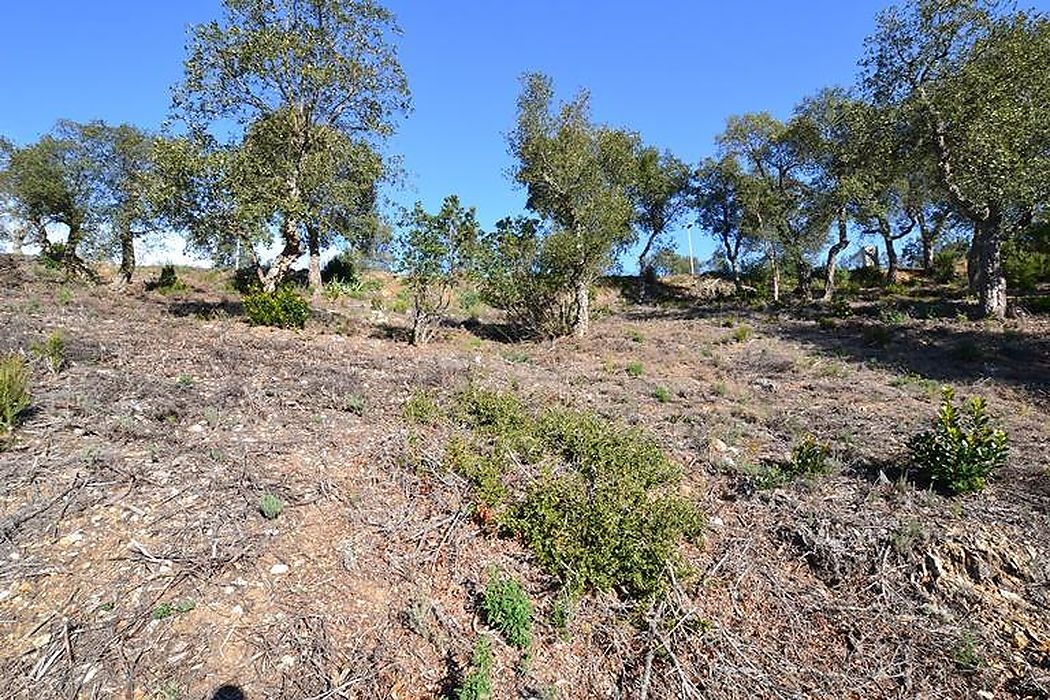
[967, 222, 982, 295]
[879, 216, 899, 285]
[636, 231, 660, 302]
[974, 215, 1007, 319]
[573, 279, 590, 338]
[116, 225, 135, 287]
[822, 209, 849, 302]
[11, 225, 26, 254]
[918, 211, 934, 273]
[729, 257, 743, 295]
[767, 245, 781, 303]
[307, 224, 323, 299]
[262, 216, 302, 293]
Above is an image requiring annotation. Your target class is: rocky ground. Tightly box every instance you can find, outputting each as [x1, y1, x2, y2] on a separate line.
[1, 255, 1048, 699]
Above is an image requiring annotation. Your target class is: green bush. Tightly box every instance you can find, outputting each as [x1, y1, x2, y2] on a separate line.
[40, 243, 67, 270]
[909, 386, 1008, 495]
[147, 265, 187, 294]
[258, 493, 284, 519]
[242, 286, 310, 329]
[321, 251, 359, 285]
[503, 409, 703, 602]
[481, 571, 533, 651]
[753, 434, 832, 489]
[0, 354, 31, 434]
[455, 637, 494, 700]
[31, 330, 65, 373]
[1002, 241, 1050, 293]
[626, 360, 644, 377]
[402, 389, 441, 425]
[932, 248, 962, 284]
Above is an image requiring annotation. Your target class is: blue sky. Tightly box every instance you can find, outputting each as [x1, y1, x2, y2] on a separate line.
[4, 1, 1043, 267]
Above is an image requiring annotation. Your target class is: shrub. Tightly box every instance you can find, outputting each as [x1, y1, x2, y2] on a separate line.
[321, 251, 359, 285]
[909, 386, 1008, 495]
[31, 330, 65, 373]
[790, 434, 831, 477]
[481, 571, 533, 651]
[932, 248, 962, 284]
[402, 389, 441, 425]
[653, 386, 672, 403]
[242, 286, 310, 329]
[732, 325, 752, 343]
[503, 409, 703, 601]
[626, 361, 644, 377]
[258, 493, 284, 520]
[147, 265, 187, 294]
[0, 354, 31, 434]
[455, 637, 494, 700]
[40, 243, 67, 270]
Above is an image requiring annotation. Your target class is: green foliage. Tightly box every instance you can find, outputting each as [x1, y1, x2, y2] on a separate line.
[1002, 239, 1050, 293]
[0, 354, 31, 435]
[444, 435, 507, 508]
[455, 637, 494, 700]
[732, 325, 752, 343]
[30, 330, 66, 373]
[402, 389, 441, 425]
[497, 72, 639, 337]
[242, 286, 310, 329]
[503, 408, 703, 601]
[481, 571, 533, 651]
[147, 265, 187, 294]
[932, 247, 962, 284]
[626, 360, 644, 377]
[752, 434, 832, 489]
[396, 195, 481, 345]
[258, 493, 284, 520]
[152, 599, 195, 620]
[321, 251, 359, 285]
[649, 246, 693, 276]
[652, 386, 672, 403]
[909, 386, 1008, 495]
[41, 243, 67, 270]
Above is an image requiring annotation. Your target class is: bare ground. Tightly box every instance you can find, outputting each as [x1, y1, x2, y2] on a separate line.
[1, 256, 1048, 699]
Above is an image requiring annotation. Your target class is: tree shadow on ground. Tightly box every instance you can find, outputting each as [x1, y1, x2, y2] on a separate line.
[770, 315, 1050, 399]
[462, 318, 528, 344]
[601, 275, 702, 307]
[210, 685, 246, 700]
[166, 299, 244, 320]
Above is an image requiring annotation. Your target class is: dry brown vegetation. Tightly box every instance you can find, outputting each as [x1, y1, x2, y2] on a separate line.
[1, 255, 1048, 699]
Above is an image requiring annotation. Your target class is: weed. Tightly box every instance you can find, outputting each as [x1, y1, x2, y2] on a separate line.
[455, 637, 494, 700]
[56, 287, 75, 305]
[0, 354, 31, 435]
[629, 330, 645, 343]
[752, 434, 831, 489]
[152, 599, 195, 620]
[176, 374, 194, 388]
[953, 629, 983, 672]
[653, 386, 672, 403]
[30, 330, 66, 373]
[732, 325, 752, 343]
[830, 297, 853, 318]
[712, 380, 728, 397]
[504, 351, 531, 364]
[481, 571, 533, 651]
[909, 386, 1008, 495]
[258, 493, 284, 520]
[626, 360, 644, 377]
[343, 394, 366, 415]
[402, 390, 441, 425]
[243, 286, 311, 329]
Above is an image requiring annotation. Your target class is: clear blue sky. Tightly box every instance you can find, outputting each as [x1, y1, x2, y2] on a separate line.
[4, 1, 1043, 267]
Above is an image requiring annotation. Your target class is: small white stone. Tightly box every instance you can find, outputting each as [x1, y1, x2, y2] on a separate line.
[231, 605, 244, 615]
[709, 516, 725, 528]
[269, 563, 290, 575]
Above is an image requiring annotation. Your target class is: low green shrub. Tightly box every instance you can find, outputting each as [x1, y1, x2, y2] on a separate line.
[626, 360, 644, 377]
[242, 286, 310, 329]
[402, 389, 441, 425]
[503, 409, 702, 602]
[481, 571, 533, 651]
[258, 493, 284, 520]
[455, 637, 494, 700]
[146, 265, 187, 294]
[909, 386, 1008, 495]
[31, 330, 66, 373]
[0, 354, 31, 435]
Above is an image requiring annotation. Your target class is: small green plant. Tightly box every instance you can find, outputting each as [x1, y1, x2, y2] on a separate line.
[402, 389, 441, 425]
[629, 330, 645, 343]
[626, 360, 644, 377]
[242, 286, 311, 329]
[455, 637, 494, 700]
[258, 493, 284, 520]
[31, 330, 66, 373]
[481, 571, 533, 651]
[790, 434, 831, 477]
[152, 599, 195, 620]
[147, 265, 187, 294]
[176, 373, 194, 388]
[343, 394, 366, 415]
[0, 354, 31, 435]
[830, 297, 853, 318]
[652, 386, 671, 403]
[909, 386, 1008, 495]
[56, 287, 75, 305]
[953, 629, 983, 672]
[732, 325, 752, 343]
